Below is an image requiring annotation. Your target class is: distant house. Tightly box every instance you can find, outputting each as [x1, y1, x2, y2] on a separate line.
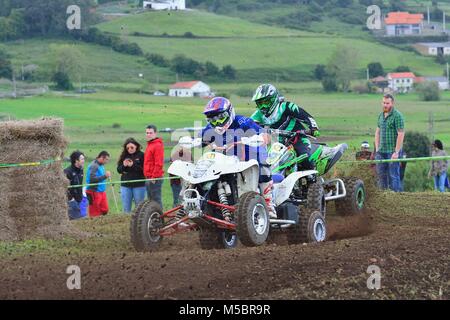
[385, 12, 424, 36]
[370, 76, 390, 93]
[414, 42, 450, 56]
[143, 0, 186, 10]
[424, 76, 449, 90]
[386, 72, 417, 93]
[169, 81, 211, 97]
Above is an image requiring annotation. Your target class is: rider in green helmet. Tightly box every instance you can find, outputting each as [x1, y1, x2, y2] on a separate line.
[251, 84, 320, 170]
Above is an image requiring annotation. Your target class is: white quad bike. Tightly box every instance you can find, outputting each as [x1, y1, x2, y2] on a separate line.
[130, 133, 366, 252]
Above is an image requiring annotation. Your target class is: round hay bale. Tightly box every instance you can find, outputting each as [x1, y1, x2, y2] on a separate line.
[0, 118, 78, 240]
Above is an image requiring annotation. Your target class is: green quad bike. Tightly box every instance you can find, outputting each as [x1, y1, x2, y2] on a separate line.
[266, 129, 366, 243]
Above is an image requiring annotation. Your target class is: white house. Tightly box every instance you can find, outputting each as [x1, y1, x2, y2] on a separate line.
[169, 81, 211, 97]
[414, 42, 450, 56]
[385, 12, 424, 36]
[386, 72, 417, 93]
[143, 0, 186, 10]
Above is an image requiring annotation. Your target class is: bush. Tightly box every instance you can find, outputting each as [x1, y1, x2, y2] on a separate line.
[145, 53, 170, 67]
[403, 131, 431, 158]
[52, 71, 73, 90]
[222, 65, 236, 79]
[402, 133, 433, 192]
[170, 54, 201, 75]
[321, 75, 338, 92]
[314, 64, 326, 80]
[352, 84, 370, 94]
[394, 66, 411, 72]
[77, 28, 143, 56]
[112, 123, 121, 129]
[416, 81, 441, 101]
[205, 61, 220, 76]
[183, 31, 196, 38]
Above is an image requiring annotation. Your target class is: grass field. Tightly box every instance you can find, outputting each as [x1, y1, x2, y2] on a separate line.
[1, 90, 449, 212]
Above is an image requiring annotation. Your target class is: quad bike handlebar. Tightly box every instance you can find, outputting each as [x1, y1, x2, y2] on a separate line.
[267, 129, 316, 141]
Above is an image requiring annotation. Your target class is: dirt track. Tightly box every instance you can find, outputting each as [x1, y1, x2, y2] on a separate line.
[0, 192, 449, 300]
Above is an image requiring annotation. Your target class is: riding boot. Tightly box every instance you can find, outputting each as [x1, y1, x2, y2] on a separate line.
[259, 181, 277, 219]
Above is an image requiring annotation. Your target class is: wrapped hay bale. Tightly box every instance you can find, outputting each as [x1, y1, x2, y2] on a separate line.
[0, 118, 74, 240]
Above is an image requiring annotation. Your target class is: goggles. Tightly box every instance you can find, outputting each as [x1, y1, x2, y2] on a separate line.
[256, 97, 274, 110]
[206, 111, 229, 126]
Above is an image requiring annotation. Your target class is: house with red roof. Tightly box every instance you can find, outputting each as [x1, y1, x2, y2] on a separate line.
[386, 72, 417, 93]
[385, 12, 424, 36]
[168, 81, 212, 98]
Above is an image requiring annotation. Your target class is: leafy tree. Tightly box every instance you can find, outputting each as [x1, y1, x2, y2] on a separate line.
[394, 66, 411, 72]
[205, 61, 220, 76]
[325, 45, 358, 92]
[222, 65, 236, 79]
[314, 64, 326, 80]
[52, 71, 73, 90]
[0, 48, 13, 79]
[367, 62, 384, 78]
[170, 54, 201, 75]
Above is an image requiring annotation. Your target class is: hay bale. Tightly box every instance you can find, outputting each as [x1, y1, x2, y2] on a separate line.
[0, 118, 75, 240]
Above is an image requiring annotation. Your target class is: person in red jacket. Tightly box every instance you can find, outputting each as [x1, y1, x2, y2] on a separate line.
[144, 124, 165, 208]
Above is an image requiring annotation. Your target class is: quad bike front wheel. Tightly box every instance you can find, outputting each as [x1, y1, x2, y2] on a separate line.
[335, 177, 366, 216]
[198, 228, 238, 250]
[307, 181, 326, 216]
[235, 192, 270, 247]
[130, 200, 164, 252]
[287, 208, 326, 244]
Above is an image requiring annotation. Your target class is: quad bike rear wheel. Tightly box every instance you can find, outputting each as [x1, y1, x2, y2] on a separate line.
[130, 200, 163, 252]
[235, 192, 269, 247]
[287, 207, 326, 244]
[335, 177, 366, 216]
[198, 228, 238, 250]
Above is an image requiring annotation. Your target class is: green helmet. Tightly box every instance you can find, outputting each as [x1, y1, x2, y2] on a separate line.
[252, 84, 279, 117]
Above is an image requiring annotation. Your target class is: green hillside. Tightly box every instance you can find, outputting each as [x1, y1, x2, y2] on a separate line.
[96, 10, 445, 78]
[2, 39, 176, 84]
[97, 10, 316, 37]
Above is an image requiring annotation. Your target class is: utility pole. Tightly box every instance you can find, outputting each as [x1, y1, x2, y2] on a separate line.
[12, 71, 17, 99]
[366, 68, 369, 81]
[443, 11, 446, 32]
[428, 111, 434, 154]
[427, 6, 430, 25]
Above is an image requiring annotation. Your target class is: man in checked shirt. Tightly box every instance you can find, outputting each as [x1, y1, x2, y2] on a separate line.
[374, 93, 405, 192]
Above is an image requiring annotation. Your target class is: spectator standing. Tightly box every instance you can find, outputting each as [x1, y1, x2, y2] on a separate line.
[86, 151, 111, 217]
[64, 151, 85, 220]
[374, 94, 405, 192]
[117, 138, 146, 213]
[428, 140, 448, 192]
[144, 125, 164, 208]
[169, 141, 192, 207]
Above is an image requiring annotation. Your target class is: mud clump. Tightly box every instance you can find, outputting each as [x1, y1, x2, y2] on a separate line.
[0, 118, 78, 240]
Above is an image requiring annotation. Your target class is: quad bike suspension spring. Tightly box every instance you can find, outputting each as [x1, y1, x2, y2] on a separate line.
[176, 208, 186, 219]
[217, 181, 232, 221]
